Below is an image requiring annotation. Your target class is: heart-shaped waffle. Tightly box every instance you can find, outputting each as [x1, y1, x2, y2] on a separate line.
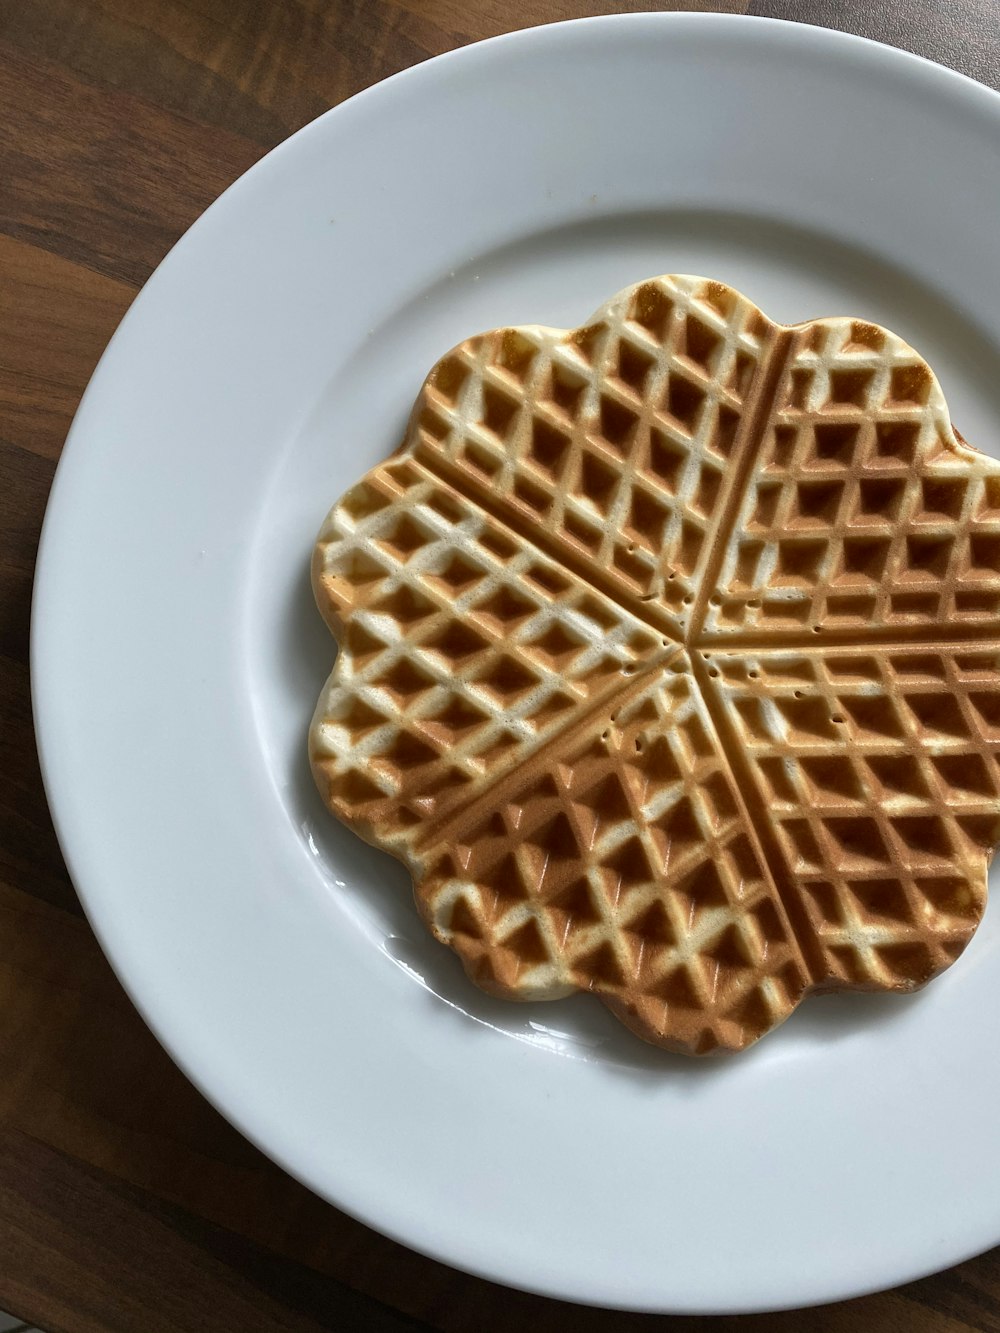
[310, 274, 1000, 1054]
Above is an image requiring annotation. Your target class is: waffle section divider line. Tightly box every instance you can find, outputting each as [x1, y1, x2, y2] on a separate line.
[412, 646, 684, 858]
[699, 623, 1000, 653]
[687, 648, 828, 987]
[685, 326, 795, 645]
[409, 443, 682, 643]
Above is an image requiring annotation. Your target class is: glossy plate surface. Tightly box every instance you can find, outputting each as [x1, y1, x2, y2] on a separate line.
[32, 14, 1000, 1313]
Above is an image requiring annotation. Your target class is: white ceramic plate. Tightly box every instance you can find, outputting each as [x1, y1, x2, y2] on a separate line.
[32, 13, 1000, 1314]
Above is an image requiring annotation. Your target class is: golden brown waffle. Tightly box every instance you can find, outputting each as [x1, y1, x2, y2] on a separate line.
[310, 274, 1000, 1055]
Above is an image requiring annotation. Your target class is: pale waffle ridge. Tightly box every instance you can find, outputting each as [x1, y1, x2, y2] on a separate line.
[310, 274, 1000, 1054]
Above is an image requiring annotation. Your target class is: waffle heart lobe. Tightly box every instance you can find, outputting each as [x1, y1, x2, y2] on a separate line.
[310, 274, 1000, 1055]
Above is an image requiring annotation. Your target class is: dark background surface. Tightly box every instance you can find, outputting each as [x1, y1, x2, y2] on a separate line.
[2, 2, 1000, 1329]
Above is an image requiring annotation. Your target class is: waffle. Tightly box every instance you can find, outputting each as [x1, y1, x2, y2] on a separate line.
[310, 274, 1000, 1054]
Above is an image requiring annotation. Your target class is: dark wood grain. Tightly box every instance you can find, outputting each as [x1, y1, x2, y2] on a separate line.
[1, 2, 999, 1330]
[749, 0, 1000, 93]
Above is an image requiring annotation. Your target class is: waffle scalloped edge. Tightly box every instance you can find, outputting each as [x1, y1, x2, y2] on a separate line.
[309, 273, 1000, 1055]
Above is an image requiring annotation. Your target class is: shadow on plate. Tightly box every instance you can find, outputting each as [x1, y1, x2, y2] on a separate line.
[298, 206, 1000, 454]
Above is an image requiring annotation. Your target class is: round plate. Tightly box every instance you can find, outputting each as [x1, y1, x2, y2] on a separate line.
[32, 13, 1000, 1314]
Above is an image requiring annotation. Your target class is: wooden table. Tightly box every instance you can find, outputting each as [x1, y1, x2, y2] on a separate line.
[2, 2, 999, 1329]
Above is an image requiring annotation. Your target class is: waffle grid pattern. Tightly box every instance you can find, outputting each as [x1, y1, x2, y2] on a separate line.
[412, 274, 768, 638]
[705, 646, 1000, 990]
[312, 454, 668, 851]
[417, 666, 808, 1054]
[311, 275, 1000, 1053]
[706, 319, 1000, 635]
